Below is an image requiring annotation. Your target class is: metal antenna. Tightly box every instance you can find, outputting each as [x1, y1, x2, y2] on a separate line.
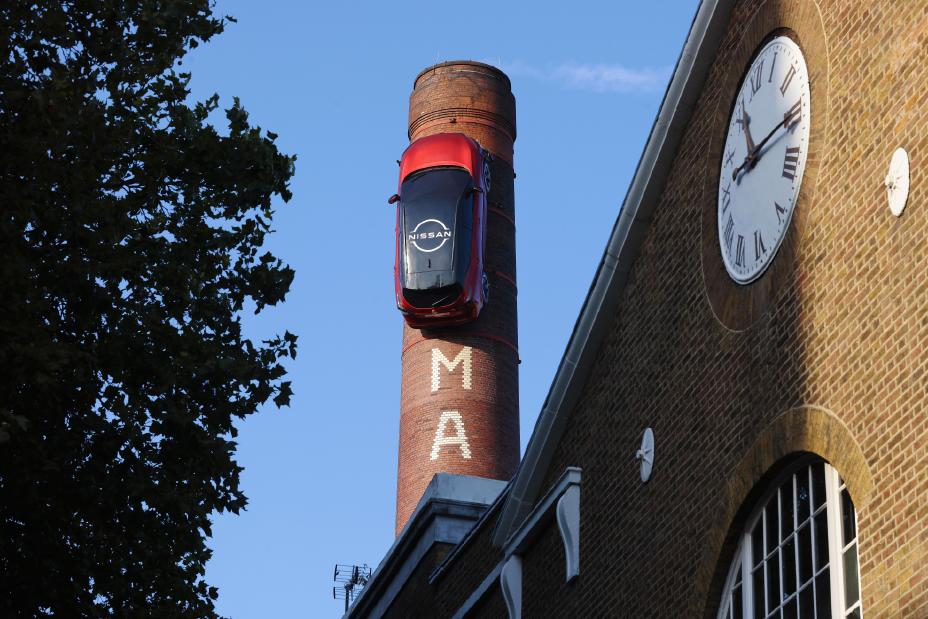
[333, 563, 372, 613]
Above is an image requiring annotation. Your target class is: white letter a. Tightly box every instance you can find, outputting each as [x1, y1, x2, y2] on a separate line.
[429, 411, 472, 460]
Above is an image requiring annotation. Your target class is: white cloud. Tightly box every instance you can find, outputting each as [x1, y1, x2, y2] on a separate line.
[490, 59, 670, 94]
[550, 63, 668, 93]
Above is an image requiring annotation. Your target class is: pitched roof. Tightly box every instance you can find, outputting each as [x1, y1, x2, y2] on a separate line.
[492, 0, 738, 546]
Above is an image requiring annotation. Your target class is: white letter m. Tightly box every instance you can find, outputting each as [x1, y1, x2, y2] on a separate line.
[431, 346, 473, 392]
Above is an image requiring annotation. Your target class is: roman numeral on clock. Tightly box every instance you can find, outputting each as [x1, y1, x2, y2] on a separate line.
[780, 64, 797, 96]
[754, 230, 766, 259]
[735, 235, 745, 267]
[721, 183, 731, 213]
[750, 61, 764, 95]
[783, 99, 801, 128]
[768, 52, 777, 82]
[724, 215, 735, 251]
[782, 146, 800, 180]
[774, 201, 787, 224]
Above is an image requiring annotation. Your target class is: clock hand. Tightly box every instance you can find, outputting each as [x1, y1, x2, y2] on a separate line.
[731, 107, 799, 181]
[731, 106, 757, 181]
[737, 106, 756, 153]
[748, 109, 797, 161]
[731, 150, 757, 181]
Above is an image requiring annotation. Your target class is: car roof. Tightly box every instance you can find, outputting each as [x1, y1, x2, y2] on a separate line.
[399, 133, 483, 185]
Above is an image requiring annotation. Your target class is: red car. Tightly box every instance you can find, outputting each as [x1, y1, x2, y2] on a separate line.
[389, 133, 491, 328]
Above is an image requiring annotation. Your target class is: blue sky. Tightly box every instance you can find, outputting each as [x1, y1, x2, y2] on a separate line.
[184, 1, 698, 616]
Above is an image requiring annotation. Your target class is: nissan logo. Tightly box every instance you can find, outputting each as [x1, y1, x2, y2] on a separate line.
[408, 219, 452, 253]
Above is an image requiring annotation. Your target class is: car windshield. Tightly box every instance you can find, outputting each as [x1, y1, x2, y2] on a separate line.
[400, 167, 474, 279]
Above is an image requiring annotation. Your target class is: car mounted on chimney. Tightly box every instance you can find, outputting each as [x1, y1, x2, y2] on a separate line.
[389, 133, 491, 328]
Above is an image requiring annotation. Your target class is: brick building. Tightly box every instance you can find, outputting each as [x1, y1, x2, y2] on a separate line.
[348, 0, 928, 616]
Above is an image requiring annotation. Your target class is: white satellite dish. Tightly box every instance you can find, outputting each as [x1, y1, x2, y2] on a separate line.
[636, 428, 655, 483]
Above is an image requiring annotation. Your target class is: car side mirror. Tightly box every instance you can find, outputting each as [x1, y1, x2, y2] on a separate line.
[388, 194, 400, 204]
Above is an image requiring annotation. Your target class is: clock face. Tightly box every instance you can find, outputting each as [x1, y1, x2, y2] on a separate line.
[718, 35, 811, 284]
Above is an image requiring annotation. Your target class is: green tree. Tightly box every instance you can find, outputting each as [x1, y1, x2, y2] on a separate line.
[0, 2, 297, 615]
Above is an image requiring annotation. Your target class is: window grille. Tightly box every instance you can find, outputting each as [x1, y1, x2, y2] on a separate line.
[717, 459, 862, 619]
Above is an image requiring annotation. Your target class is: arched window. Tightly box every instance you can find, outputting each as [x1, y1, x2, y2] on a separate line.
[717, 458, 863, 619]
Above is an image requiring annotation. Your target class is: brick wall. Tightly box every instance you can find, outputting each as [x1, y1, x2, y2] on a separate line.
[431, 503, 506, 616]
[523, 0, 928, 616]
[381, 543, 453, 619]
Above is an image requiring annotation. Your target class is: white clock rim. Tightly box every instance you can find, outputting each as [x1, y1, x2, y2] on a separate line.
[717, 35, 811, 285]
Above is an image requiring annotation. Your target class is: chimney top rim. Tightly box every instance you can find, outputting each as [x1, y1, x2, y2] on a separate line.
[413, 61, 512, 91]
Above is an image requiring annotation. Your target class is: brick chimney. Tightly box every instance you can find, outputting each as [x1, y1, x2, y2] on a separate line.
[395, 61, 519, 535]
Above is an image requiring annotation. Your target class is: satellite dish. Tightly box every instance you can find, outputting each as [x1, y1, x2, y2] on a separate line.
[636, 428, 655, 483]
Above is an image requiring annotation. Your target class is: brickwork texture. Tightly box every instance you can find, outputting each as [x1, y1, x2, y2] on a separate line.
[395, 62, 520, 535]
[383, 0, 928, 615]
[529, 0, 928, 616]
